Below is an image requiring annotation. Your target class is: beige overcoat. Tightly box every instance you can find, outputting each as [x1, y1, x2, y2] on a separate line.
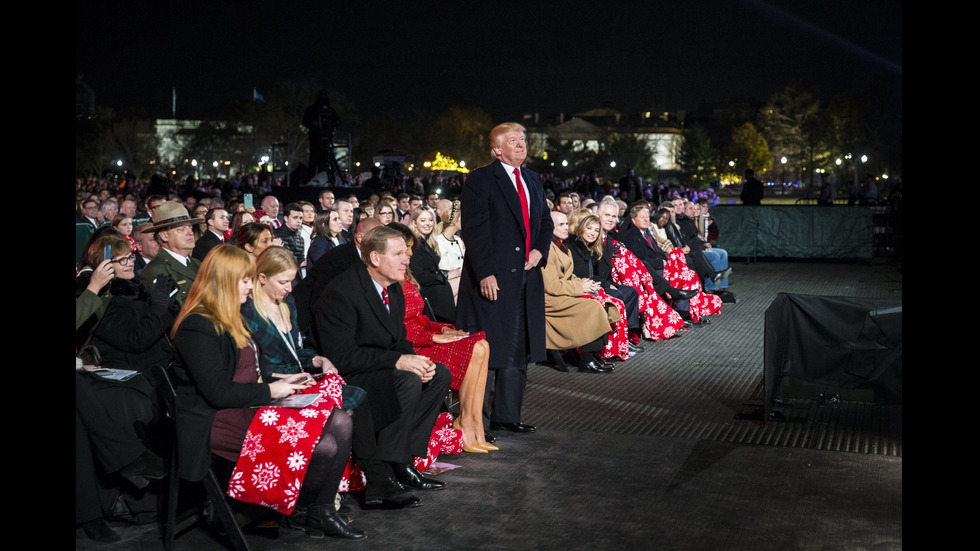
[541, 241, 620, 350]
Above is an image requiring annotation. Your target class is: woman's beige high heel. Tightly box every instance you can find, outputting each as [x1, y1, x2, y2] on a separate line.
[453, 418, 488, 453]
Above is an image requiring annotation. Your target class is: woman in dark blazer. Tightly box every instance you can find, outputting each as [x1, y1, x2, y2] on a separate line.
[171, 244, 364, 540]
[568, 212, 642, 345]
[243, 246, 335, 380]
[408, 210, 456, 323]
[241, 246, 366, 409]
[306, 210, 345, 266]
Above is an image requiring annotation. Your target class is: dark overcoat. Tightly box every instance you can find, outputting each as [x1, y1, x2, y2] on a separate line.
[315, 262, 415, 430]
[172, 314, 271, 481]
[456, 160, 554, 367]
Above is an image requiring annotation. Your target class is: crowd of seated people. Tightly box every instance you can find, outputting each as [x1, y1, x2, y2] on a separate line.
[605, 196, 730, 323]
[74, 177, 739, 543]
[75, 186, 503, 542]
[542, 210, 625, 373]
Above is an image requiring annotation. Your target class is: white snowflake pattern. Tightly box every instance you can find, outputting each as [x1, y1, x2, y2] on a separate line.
[322, 378, 343, 397]
[251, 462, 280, 491]
[259, 409, 280, 426]
[240, 432, 266, 461]
[281, 478, 301, 513]
[286, 451, 307, 471]
[283, 478, 301, 500]
[227, 470, 246, 497]
[277, 417, 310, 447]
[299, 408, 319, 418]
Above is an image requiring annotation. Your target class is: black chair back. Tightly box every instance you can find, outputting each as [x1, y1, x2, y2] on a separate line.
[146, 363, 254, 551]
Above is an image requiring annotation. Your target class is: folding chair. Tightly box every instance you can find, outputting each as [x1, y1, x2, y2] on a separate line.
[147, 363, 261, 551]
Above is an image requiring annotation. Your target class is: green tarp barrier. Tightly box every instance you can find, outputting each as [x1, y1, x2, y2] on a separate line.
[711, 206, 872, 258]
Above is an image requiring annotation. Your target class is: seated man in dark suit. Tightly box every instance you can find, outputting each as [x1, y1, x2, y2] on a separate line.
[191, 208, 229, 261]
[315, 225, 451, 507]
[608, 201, 697, 302]
[292, 217, 381, 346]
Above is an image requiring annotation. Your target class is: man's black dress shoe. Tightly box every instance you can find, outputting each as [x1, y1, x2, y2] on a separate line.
[392, 463, 446, 491]
[712, 267, 733, 284]
[485, 432, 496, 444]
[489, 422, 537, 433]
[676, 288, 699, 300]
[578, 359, 614, 373]
[363, 475, 422, 508]
[628, 342, 645, 354]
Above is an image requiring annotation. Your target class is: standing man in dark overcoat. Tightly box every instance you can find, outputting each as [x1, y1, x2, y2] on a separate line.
[456, 122, 554, 437]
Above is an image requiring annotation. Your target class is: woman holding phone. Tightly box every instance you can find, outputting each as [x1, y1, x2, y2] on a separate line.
[241, 246, 338, 381]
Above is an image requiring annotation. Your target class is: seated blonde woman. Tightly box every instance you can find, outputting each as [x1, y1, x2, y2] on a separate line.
[542, 212, 619, 373]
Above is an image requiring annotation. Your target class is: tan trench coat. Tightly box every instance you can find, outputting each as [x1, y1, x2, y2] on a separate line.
[541, 241, 620, 350]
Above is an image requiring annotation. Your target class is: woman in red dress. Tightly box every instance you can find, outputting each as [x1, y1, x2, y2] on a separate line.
[390, 223, 496, 454]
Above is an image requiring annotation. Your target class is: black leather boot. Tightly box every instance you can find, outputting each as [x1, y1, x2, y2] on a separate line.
[306, 503, 366, 540]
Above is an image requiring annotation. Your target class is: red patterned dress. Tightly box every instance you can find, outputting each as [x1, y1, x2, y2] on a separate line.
[608, 241, 686, 340]
[582, 290, 629, 360]
[219, 344, 343, 514]
[403, 276, 487, 391]
[662, 248, 722, 322]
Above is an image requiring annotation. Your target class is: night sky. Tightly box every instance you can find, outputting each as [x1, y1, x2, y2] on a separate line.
[77, 1, 901, 122]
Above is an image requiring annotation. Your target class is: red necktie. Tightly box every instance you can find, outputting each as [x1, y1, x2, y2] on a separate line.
[514, 168, 531, 260]
[644, 231, 654, 248]
[381, 288, 389, 312]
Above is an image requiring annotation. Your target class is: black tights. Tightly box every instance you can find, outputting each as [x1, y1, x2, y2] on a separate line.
[296, 407, 353, 507]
